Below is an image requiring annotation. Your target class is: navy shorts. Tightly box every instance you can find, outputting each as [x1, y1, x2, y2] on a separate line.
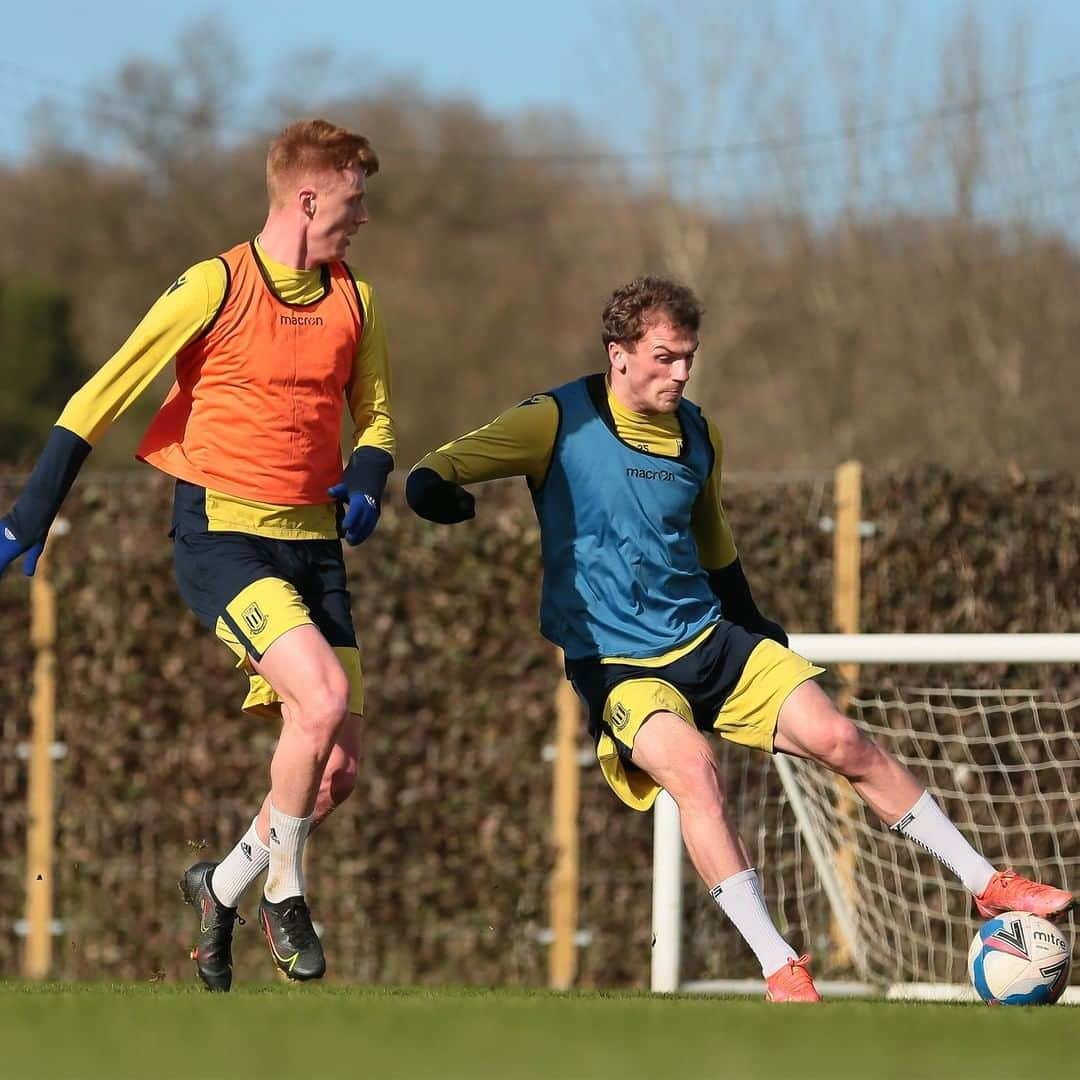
[170, 480, 356, 661]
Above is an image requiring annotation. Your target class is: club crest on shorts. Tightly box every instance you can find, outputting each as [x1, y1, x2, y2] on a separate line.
[242, 602, 268, 635]
[609, 701, 631, 731]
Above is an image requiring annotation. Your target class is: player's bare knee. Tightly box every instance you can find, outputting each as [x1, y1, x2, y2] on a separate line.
[668, 748, 726, 813]
[291, 680, 350, 745]
[820, 717, 878, 777]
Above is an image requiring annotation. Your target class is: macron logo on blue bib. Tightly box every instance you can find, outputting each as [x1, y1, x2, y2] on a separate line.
[626, 465, 676, 482]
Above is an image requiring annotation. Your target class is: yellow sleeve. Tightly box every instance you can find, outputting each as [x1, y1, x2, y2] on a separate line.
[691, 415, 738, 569]
[413, 395, 559, 488]
[346, 277, 395, 457]
[56, 260, 226, 446]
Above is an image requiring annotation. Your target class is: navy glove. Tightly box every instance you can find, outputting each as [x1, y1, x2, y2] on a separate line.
[405, 467, 475, 524]
[0, 519, 45, 577]
[331, 446, 393, 546]
[328, 484, 380, 546]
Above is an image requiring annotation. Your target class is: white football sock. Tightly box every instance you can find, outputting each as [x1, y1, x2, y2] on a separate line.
[890, 790, 996, 895]
[711, 868, 799, 978]
[263, 803, 313, 902]
[210, 816, 270, 908]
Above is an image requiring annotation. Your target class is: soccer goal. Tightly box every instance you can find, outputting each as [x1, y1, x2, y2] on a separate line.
[650, 633, 1080, 1001]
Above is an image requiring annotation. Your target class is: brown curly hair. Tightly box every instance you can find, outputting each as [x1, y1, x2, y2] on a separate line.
[601, 276, 704, 348]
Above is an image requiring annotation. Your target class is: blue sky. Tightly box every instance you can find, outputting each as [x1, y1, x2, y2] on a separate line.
[2, 0, 1080, 163]
[1, 0, 611, 158]
[3, 0, 1080, 232]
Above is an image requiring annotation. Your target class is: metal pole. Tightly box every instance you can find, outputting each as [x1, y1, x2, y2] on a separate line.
[549, 664, 581, 989]
[650, 789, 683, 992]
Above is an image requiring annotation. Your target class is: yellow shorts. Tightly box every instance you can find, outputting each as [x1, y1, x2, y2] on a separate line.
[567, 624, 824, 811]
[214, 578, 365, 719]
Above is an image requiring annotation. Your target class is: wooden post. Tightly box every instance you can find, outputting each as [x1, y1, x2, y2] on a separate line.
[833, 461, 863, 666]
[549, 662, 581, 989]
[25, 544, 58, 980]
[829, 461, 862, 969]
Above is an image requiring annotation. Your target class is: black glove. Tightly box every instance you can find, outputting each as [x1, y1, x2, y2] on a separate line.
[707, 557, 788, 647]
[405, 467, 475, 524]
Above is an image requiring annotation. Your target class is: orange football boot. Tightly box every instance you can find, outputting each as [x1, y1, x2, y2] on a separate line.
[765, 954, 823, 1003]
[974, 869, 1076, 921]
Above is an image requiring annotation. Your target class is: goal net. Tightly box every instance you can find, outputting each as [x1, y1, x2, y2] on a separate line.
[651, 634, 1080, 998]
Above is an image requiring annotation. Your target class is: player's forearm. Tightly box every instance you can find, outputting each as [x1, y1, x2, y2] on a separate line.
[350, 410, 395, 459]
[6, 426, 92, 543]
[707, 557, 788, 646]
[706, 557, 757, 616]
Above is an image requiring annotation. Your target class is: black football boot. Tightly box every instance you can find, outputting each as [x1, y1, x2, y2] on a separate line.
[179, 862, 242, 992]
[258, 894, 326, 981]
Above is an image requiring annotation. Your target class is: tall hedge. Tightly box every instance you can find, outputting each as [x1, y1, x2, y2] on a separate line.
[0, 467, 1075, 986]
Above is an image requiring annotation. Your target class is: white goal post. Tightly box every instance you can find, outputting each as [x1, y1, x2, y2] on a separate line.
[650, 633, 1080, 1000]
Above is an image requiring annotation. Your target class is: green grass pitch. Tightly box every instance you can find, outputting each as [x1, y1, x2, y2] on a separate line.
[3, 983, 1076, 1080]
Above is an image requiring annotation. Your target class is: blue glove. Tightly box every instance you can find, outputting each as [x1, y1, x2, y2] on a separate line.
[0, 426, 91, 578]
[328, 484, 380, 546]
[0, 519, 45, 577]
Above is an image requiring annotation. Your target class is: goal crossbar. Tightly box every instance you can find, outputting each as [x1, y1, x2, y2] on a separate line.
[787, 633, 1080, 664]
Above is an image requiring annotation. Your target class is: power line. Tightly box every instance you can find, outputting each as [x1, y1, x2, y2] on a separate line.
[380, 71, 1080, 164]
[3, 56, 1080, 166]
